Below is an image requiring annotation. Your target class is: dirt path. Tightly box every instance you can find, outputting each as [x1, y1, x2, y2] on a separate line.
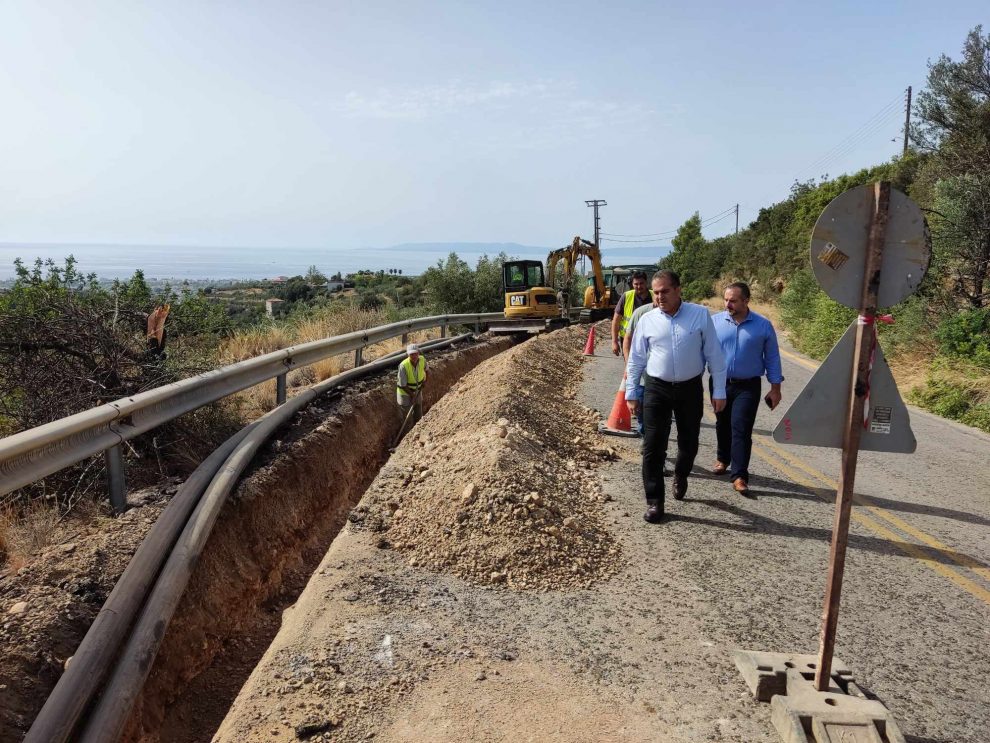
[214, 327, 776, 742]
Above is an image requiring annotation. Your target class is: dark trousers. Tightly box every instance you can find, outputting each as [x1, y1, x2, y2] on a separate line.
[642, 374, 703, 504]
[711, 377, 761, 482]
[399, 395, 423, 424]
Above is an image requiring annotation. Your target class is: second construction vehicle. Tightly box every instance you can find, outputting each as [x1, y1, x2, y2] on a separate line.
[547, 236, 617, 321]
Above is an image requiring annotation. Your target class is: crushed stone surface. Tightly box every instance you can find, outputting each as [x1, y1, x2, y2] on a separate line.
[355, 328, 621, 590]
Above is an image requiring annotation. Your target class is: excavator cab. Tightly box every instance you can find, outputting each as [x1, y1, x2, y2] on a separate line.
[502, 260, 559, 319]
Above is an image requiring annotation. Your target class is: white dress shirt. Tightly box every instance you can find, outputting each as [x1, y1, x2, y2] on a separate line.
[625, 302, 727, 400]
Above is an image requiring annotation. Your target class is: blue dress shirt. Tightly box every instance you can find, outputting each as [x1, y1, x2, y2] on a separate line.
[713, 309, 784, 384]
[625, 302, 727, 400]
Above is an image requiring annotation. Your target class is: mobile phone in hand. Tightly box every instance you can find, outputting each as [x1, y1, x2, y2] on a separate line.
[764, 394, 773, 409]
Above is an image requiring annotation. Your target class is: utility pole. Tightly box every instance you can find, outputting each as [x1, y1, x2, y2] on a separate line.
[585, 199, 607, 251]
[735, 203, 739, 235]
[903, 86, 912, 156]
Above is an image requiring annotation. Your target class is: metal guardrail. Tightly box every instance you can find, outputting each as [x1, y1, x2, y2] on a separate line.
[0, 312, 503, 506]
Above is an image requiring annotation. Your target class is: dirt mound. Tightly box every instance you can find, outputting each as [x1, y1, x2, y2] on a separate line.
[361, 325, 620, 590]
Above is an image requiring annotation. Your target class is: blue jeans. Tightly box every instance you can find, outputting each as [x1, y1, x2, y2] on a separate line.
[712, 377, 761, 482]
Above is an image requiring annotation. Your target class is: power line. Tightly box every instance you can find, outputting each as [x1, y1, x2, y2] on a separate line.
[602, 205, 736, 236]
[794, 108, 904, 182]
[792, 92, 906, 182]
[801, 94, 902, 170]
[599, 210, 734, 247]
[600, 205, 737, 240]
[740, 87, 911, 219]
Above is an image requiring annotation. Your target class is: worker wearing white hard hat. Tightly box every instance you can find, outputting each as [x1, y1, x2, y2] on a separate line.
[396, 342, 427, 427]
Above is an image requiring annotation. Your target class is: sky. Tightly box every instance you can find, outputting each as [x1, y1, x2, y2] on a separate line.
[0, 1, 986, 265]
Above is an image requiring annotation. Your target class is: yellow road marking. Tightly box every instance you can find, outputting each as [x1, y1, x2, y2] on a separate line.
[778, 346, 819, 372]
[757, 429, 990, 584]
[747, 439, 990, 605]
[769, 345, 990, 587]
[702, 405, 990, 605]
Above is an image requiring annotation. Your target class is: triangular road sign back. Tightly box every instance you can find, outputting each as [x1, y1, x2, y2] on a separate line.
[773, 322, 916, 453]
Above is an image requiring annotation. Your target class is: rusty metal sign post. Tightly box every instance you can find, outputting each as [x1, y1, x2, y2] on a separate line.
[736, 182, 930, 742]
[814, 180, 890, 689]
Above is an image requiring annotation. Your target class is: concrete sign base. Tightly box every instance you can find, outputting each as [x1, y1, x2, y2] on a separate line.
[734, 651, 907, 743]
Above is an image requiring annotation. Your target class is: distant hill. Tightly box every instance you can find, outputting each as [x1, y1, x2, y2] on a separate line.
[382, 241, 671, 265]
[382, 242, 551, 257]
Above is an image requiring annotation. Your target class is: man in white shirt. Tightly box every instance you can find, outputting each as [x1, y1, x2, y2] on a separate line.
[626, 270, 727, 524]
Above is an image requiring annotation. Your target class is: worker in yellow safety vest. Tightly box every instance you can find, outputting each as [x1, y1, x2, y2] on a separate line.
[397, 343, 427, 425]
[610, 270, 652, 359]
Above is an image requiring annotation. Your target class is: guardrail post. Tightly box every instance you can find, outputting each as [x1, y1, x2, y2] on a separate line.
[440, 322, 447, 339]
[474, 320, 480, 334]
[105, 445, 127, 514]
[355, 347, 364, 367]
[401, 332, 408, 346]
[276, 373, 287, 406]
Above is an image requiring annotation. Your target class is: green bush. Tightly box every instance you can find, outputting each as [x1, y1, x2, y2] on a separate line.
[934, 308, 990, 369]
[960, 403, 990, 432]
[778, 269, 818, 335]
[907, 357, 990, 433]
[877, 294, 933, 358]
[681, 278, 712, 302]
[779, 269, 855, 359]
[359, 292, 385, 311]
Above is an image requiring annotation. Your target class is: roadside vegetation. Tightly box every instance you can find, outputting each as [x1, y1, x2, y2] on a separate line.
[0, 250, 514, 565]
[657, 26, 990, 433]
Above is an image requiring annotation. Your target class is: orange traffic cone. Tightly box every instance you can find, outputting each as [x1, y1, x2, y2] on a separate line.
[582, 325, 596, 356]
[598, 389, 640, 438]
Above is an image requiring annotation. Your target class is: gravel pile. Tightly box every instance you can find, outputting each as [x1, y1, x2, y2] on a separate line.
[359, 326, 620, 590]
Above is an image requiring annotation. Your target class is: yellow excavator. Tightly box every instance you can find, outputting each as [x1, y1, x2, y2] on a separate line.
[546, 236, 617, 321]
[491, 237, 615, 332]
[490, 259, 568, 333]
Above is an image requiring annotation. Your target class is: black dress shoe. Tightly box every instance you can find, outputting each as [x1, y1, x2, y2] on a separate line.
[643, 502, 663, 523]
[672, 476, 688, 500]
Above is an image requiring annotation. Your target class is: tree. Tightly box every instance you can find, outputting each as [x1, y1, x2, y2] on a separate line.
[305, 265, 327, 286]
[660, 213, 714, 299]
[913, 26, 990, 307]
[473, 253, 511, 312]
[422, 253, 474, 313]
[274, 276, 314, 305]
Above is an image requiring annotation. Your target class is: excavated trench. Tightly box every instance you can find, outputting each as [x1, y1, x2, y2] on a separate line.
[120, 335, 515, 742]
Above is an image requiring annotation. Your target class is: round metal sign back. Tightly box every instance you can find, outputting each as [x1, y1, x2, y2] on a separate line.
[810, 184, 931, 309]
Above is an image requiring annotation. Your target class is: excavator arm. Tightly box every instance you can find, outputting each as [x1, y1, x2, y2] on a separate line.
[547, 236, 613, 310]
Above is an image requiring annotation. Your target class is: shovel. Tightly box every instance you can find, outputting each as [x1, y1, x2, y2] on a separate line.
[389, 389, 422, 451]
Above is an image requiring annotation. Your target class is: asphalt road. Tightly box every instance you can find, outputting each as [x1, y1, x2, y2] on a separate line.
[584, 334, 990, 743]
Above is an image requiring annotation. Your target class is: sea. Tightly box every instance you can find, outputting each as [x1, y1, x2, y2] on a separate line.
[0, 242, 671, 283]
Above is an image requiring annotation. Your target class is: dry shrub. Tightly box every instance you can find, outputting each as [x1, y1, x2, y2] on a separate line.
[222, 307, 441, 419]
[237, 379, 278, 421]
[219, 324, 295, 363]
[0, 502, 60, 570]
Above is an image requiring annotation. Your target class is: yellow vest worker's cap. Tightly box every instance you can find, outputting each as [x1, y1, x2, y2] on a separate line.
[406, 344, 420, 355]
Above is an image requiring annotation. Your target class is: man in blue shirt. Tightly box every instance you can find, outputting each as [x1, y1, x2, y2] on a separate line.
[712, 282, 784, 496]
[626, 270, 726, 524]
